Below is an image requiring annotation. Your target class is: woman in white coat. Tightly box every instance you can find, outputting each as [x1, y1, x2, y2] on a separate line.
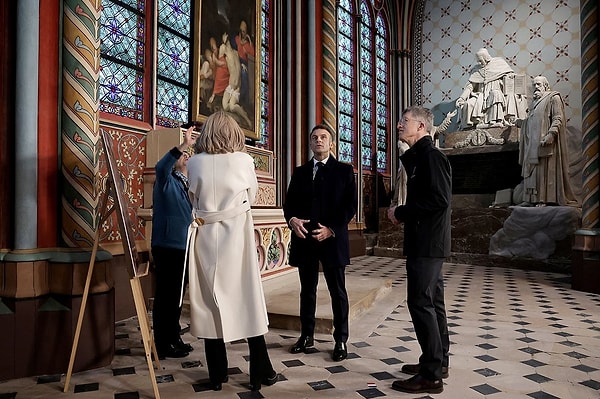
[184, 111, 277, 391]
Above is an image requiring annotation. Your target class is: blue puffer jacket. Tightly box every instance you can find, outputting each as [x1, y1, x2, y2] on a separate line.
[151, 148, 192, 250]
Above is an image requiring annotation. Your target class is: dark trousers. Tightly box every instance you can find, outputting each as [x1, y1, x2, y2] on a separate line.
[406, 257, 450, 381]
[204, 336, 274, 386]
[152, 246, 186, 349]
[298, 261, 349, 343]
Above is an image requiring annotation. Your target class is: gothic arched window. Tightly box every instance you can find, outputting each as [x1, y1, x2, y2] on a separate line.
[336, 0, 390, 173]
[99, 0, 192, 127]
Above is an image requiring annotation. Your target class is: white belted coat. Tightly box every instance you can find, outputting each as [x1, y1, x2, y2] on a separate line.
[183, 151, 268, 342]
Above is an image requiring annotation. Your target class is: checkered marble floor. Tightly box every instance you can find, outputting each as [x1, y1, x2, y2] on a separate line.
[2, 255, 599, 398]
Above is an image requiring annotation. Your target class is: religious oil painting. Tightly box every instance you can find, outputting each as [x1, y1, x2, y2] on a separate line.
[192, 0, 260, 140]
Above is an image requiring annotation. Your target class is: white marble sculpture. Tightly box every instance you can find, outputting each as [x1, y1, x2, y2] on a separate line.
[515, 76, 577, 207]
[455, 48, 526, 130]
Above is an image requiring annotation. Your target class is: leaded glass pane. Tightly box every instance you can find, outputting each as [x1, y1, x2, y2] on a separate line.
[339, 61, 353, 88]
[100, 1, 144, 68]
[377, 126, 387, 149]
[338, 35, 353, 62]
[377, 148, 387, 170]
[337, 0, 356, 167]
[376, 79, 386, 103]
[362, 146, 372, 168]
[339, 141, 354, 164]
[361, 95, 372, 117]
[158, 0, 190, 37]
[339, 86, 354, 114]
[376, 102, 387, 126]
[257, 0, 271, 149]
[339, 113, 353, 141]
[157, 30, 190, 84]
[99, 54, 143, 120]
[361, 121, 372, 145]
[156, 79, 188, 122]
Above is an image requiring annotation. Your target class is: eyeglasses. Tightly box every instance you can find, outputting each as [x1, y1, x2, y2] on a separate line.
[398, 117, 421, 125]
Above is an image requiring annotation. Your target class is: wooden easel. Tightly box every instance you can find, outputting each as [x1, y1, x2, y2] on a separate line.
[64, 129, 161, 398]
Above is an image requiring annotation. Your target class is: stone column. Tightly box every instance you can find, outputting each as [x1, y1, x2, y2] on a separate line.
[572, 0, 600, 294]
[14, 0, 39, 249]
[60, 0, 101, 247]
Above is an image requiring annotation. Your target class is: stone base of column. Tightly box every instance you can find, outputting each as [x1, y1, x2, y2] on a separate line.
[572, 229, 600, 294]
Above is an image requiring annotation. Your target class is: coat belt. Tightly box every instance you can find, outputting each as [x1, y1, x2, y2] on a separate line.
[192, 201, 251, 226]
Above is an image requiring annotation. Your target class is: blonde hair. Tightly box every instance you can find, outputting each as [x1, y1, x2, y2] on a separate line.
[194, 111, 246, 154]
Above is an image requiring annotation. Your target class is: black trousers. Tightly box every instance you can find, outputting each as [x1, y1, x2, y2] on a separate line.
[406, 256, 450, 381]
[204, 336, 274, 386]
[152, 246, 187, 349]
[298, 260, 349, 343]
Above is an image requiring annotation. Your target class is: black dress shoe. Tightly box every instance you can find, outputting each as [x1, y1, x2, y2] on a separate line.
[401, 363, 449, 379]
[332, 341, 347, 361]
[209, 376, 229, 391]
[249, 371, 278, 391]
[289, 335, 314, 354]
[156, 343, 189, 360]
[175, 337, 194, 353]
[392, 374, 443, 394]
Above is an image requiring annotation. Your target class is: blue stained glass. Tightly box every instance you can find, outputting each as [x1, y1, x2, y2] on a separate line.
[362, 147, 372, 168]
[339, 61, 353, 86]
[100, 1, 144, 68]
[361, 121, 372, 143]
[118, 0, 144, 10]
[338, 35, 353, 62]
[338, 0, 356, 166]
[361, 96, 372, 117]
[158, 0, 190, 36]
[339, 87, 354, 114]
[339, 141, 354, 164]
[377, 150, 387, 170]
[99, 54, 143, 120]
[361, 74, 372, 91]
[377, 126, 387, 148]
[340, 0, 352, 10]
[157, 30, 190, 84]
[376, 79, 386, 100]
[339, 113, 353, 141]
[156, 79, 188, 122]
[376, 102, 387, 126]
[256, 0, 271, 149]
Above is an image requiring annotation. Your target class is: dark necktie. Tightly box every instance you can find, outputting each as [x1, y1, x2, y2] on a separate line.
[313, 161, 324, 180]
[311, 161, 324, 225]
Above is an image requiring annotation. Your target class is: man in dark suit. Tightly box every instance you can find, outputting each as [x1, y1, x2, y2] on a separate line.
[283, 124, 357, 361]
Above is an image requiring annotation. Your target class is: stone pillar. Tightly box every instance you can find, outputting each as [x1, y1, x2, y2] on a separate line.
[14, 0, 39, 249]
[60, 0, 102, 247]
[572, 0, 600, 294]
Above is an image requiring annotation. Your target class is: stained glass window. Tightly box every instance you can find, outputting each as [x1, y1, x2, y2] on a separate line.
[337, 0, 355, 165]
[360, 1, 373, 170]
[156, 0, 191, 127]
[375, 15, 389, 172]
[337, 0, 390, 173]
[257, 0, 272, 149]
[99, 0, 146, 120]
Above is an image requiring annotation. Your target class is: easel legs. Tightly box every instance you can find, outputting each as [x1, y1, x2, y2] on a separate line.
[131, 275, 162, 399]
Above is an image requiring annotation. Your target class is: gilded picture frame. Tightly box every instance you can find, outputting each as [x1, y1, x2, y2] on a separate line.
[192, 0, 261, 140]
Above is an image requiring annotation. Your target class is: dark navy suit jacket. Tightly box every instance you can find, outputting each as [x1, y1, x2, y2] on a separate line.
[283, 156, 357, 268]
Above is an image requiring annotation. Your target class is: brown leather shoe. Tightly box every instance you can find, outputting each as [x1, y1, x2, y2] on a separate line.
[392, 374, 443, 394]
[401, 363, 449, 379]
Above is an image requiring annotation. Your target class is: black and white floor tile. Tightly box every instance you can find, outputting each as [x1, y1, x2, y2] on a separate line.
[1, 256, 599, 398]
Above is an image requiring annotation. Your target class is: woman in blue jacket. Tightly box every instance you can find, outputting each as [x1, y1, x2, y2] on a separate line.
[151, 126, 196, 359]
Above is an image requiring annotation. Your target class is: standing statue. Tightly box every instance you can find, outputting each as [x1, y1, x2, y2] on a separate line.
[456, 48, 520, 130]
[516, 76, 576, 206]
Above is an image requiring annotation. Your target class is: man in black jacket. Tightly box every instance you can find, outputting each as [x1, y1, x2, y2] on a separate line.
[387, 106, 451, 394]
[283, 124, 357, 361]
